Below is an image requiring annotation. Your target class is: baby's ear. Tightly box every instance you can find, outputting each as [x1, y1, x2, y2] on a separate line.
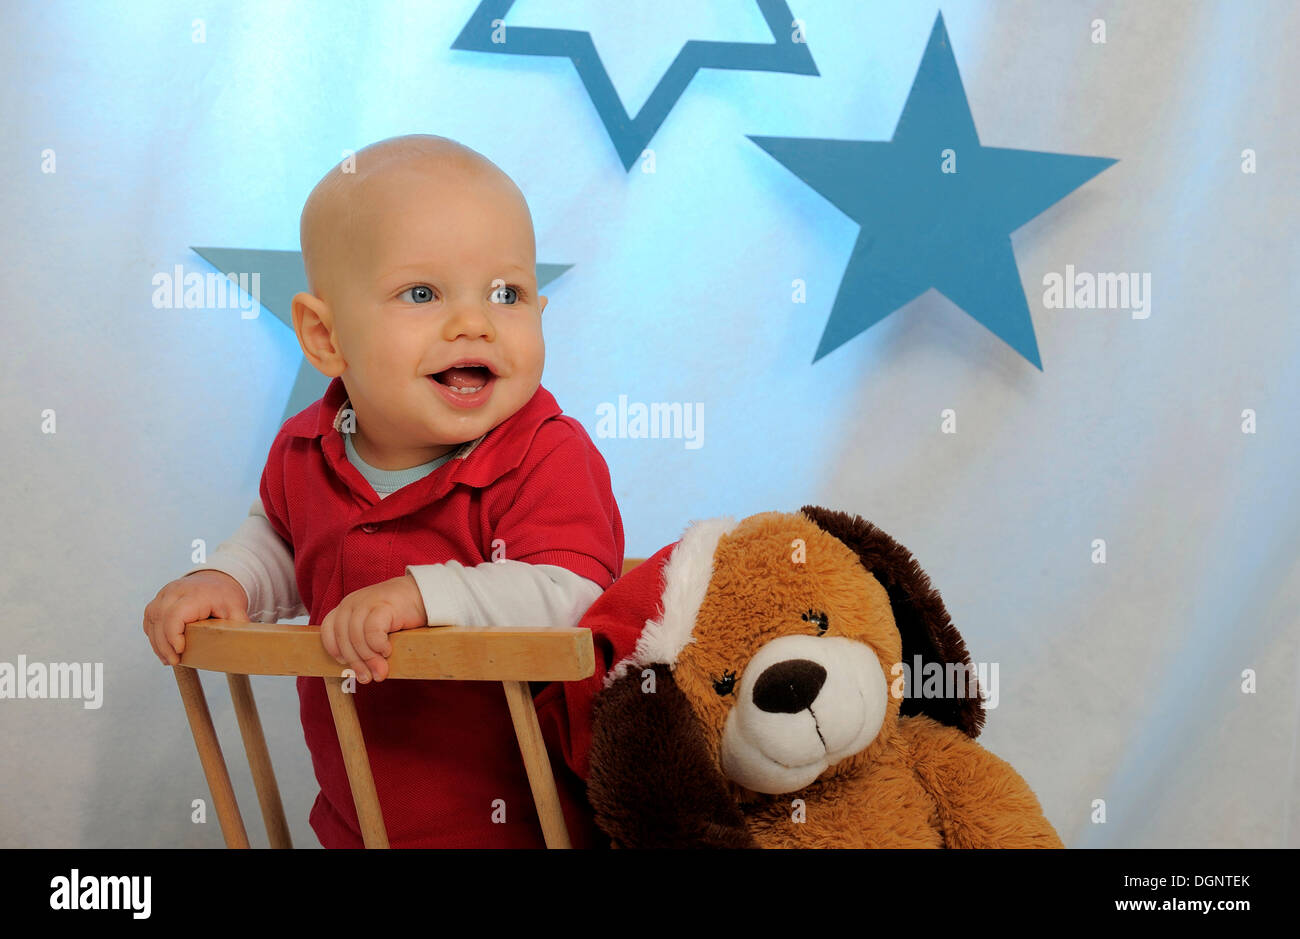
[537, 295, 548, 315]
[292, 292, 344, 377]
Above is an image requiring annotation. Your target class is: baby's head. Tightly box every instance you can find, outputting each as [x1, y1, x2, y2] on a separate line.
[292, 134, 546, 470]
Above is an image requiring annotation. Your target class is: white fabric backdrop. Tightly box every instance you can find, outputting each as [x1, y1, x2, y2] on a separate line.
[2, 0, 1296, 847]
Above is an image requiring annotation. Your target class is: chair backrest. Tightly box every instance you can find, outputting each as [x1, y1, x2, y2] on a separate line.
[173, 556, 646, 848]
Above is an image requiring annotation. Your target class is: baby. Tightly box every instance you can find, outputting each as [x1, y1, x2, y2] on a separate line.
[143, 134, 625, 848]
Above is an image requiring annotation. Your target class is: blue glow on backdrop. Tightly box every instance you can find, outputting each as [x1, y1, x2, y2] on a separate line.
[5, 0, 1298, 850]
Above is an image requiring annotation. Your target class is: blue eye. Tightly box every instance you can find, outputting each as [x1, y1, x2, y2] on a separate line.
[490, 284, 519, 304]
[399, 285, 434, 303]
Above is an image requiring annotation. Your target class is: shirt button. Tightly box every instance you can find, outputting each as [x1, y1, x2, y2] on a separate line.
[361, 523, 380, 533]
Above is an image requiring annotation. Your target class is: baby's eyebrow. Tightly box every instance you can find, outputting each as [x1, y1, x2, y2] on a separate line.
[376, 261, 534, 286]
[376, 262, 432, 283]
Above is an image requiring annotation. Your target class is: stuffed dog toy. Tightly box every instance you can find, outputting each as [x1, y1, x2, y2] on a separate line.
[583, 506, 1063, 848]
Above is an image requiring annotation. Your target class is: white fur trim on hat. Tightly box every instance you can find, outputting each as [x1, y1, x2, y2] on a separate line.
[604, 516, 738, 687]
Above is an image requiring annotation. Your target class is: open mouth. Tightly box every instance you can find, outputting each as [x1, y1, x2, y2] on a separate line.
[428, 364, 494, 394]
[426, 360, 497, 409]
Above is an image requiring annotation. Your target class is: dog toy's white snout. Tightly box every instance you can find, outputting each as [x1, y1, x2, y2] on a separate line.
[720, 634, 888, 793]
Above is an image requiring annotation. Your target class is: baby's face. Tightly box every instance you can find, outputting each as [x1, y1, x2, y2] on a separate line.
[327, 164, 546, 469]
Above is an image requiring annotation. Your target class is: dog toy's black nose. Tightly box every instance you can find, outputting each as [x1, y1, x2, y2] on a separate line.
[752, 659, 827, 713]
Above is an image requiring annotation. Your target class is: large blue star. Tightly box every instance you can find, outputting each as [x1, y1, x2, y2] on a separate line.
[452, 0, 818, 171]
[190, 247, 572, 424]
[749, 12, 1117, 369]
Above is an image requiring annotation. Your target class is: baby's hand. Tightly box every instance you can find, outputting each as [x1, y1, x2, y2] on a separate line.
[320, 574, 427, 683]
[143, 570, 250, 666]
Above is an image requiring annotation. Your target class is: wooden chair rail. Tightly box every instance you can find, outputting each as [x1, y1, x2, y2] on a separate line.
[178, 621, 595, 681]
[173, 557, 644, 849]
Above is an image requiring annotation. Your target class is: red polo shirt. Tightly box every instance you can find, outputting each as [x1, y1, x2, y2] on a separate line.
[258, 376, 631, 848]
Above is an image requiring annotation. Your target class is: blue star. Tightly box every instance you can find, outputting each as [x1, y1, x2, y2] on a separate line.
[191, 247, 572, 424]
[452, 0, 818, 171]
[749, 12, 1117, 369]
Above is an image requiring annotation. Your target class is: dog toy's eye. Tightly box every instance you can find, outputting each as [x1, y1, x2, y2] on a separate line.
[713, 670, 737, 696]
[801, 609, 830, 635]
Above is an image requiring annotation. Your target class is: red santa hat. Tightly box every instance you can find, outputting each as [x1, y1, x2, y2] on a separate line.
[535, 516, 739, 780]
[603, 516, 740, 685]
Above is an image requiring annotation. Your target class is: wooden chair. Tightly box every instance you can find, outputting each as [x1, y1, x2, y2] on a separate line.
[173, 557, 644, 849]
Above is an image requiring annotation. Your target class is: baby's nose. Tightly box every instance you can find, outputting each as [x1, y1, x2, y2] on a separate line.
[442, 302, 496, 340]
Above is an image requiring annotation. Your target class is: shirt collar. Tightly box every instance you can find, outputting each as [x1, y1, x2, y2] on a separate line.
[283, 375, 562, 487]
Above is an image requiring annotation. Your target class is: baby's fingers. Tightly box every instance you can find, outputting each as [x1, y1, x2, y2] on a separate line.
[321, 609, 366, 681]
[143, 611, 172, 666]
[348, 611, 391, 682]
[142, 601, 168, 664]
[320, 609, 343, 663]
[361, 609, 394, 660]
[149, 594, 208, 665]
[162, 615, 188, 662]
[332, 610, 371, 683]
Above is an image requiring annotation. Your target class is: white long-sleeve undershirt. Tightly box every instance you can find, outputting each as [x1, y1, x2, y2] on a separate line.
[183, 498, 604, 628]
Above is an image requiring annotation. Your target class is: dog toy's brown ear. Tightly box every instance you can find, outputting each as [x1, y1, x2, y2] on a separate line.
[587, 664, 756, 848]
[799, 505, 985, 738]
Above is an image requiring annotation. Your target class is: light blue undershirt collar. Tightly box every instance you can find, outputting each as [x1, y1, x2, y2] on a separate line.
[343, 431, 455, 498]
